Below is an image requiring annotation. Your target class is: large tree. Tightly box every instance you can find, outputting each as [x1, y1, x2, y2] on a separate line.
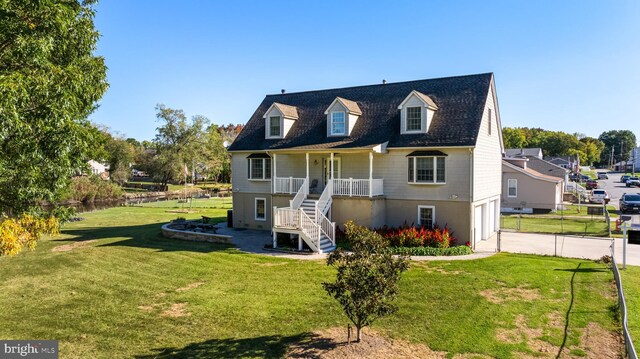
[598, 130, 637, 166]
[0, 0, 108, 216]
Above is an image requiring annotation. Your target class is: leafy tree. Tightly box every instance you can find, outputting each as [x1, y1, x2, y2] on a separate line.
[579, 137, 604, 166]
[0, 0, 108, 217]
[105, 137, 134, 185]
[323, 221, 409, 342]
[598, 130, 637, 165]
[502, 127, 527, 149]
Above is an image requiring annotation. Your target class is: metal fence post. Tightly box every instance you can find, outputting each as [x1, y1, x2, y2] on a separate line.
[554, 234, 557, 257]
[497, 230, 501, 252]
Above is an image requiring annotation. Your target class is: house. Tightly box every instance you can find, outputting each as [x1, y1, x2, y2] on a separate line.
[87, 160, 109, 177]
[505, 148, 569, 187]
[544, 156, 579, 172]
[228, 73, 504, 252]
[505, 148, 543, 159]
[502, 157, 563, 213]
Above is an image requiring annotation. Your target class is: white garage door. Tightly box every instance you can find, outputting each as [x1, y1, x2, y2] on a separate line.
[474, 205, 483, 246]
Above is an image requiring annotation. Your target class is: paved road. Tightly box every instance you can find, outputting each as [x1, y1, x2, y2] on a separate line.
[588, 170, 640, 224]
[477, 231, 640, 266]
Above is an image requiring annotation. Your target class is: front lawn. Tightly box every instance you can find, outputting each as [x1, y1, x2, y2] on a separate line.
[0, 206, 622, 358]
[621, 266, 640, 350]
[501, 215, 611, 236]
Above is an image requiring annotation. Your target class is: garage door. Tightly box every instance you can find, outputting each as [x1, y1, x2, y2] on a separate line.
[488, 201, 496, 234]
[474, 205, 483, 246]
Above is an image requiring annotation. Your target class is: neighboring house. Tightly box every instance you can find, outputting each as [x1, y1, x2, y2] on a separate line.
[502, 157, 563, 213]
[228, 73, 504, 252]
[505, 148, 543, 159]
[544, 156, 579, 172]
[87, 160, 109, 177]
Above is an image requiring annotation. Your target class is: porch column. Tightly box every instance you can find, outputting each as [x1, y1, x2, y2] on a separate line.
[305, 153, 309, 183]
[369, 152, 373, 197]
[273, 153, 277, 193]
[330, 153, 334, 180]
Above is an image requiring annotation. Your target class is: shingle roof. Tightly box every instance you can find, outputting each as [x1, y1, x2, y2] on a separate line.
[228, 73, 493, 152]
[267, 103, 299, 119]
[334, 97, 362, 115]
[505, 148, 543, 158]
[412, 91, 439, 110]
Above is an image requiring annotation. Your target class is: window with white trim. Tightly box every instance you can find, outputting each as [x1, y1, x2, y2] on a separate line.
[408, 156, 445, 183]
[255, 198, 266, 221]
[248, 158, 271, 180]
[269, 116, 281, 137]
[331, 111, 345, 135]
[508, 179, 517, 197]
[406, 107, 422, 132]
[418, 205, 435, 229]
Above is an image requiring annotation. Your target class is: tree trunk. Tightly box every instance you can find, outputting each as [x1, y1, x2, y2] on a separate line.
[356, 325, 362, 342]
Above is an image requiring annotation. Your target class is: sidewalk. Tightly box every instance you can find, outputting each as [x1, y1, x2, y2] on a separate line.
[476, 231, 640, 266]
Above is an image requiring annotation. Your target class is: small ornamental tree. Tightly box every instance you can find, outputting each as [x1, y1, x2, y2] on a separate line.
[322, 221, 409, 342]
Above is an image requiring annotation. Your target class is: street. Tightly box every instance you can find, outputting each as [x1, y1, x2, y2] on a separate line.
[592, 171, 640, 224]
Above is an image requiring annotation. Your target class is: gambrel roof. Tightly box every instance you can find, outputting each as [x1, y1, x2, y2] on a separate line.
[228, 73, 494, 151]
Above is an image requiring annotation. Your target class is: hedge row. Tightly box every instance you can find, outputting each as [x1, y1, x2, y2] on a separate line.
[389, 245, 473, 256]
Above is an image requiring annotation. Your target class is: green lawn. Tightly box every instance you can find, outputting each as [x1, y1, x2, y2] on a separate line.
[621, 266, 640, 350]
[0, 206, 622, 358]
[501, 215, 612, 236]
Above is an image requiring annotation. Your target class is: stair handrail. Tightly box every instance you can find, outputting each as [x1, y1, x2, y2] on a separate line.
[317, 210, 336, 246]
[290, 178, 308, 210]
[316, 179, 333, 219]
[298, 209, 321, 251]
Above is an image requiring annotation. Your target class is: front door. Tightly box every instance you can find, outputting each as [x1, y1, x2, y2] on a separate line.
[323, 157, 341, 185]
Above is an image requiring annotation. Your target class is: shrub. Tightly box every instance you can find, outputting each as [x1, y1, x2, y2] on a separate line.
[374, 222, 456, 248]
[0, 214, 59, 256]
[389, 245, 473, 256]
[63, 176, 123, 203]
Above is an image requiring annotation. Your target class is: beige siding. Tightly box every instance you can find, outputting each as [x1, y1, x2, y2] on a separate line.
[331, 197, 386, 229]
[379, 148, 472, 202]
[473, 81, 503, 202]
[231, 152, 272, 194]
[232, 192, 272, 230]
[501, 165, 561, 210]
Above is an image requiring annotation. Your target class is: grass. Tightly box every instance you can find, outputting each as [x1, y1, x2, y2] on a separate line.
[621, 266, 640, 350]
[0, 206, 622, 358]
[130, 197, 232, 209]
[501, 215, 612, 236]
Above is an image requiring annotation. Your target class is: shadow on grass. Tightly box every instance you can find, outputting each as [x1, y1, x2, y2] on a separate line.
[553, 267, 607, 273]
[60, 222, 236, 253]
[134, 332, 334, 359]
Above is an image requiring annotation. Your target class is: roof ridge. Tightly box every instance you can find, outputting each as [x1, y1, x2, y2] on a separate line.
[265, 72, 493, 97]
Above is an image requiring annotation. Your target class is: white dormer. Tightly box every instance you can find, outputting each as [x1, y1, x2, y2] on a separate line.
[263, 103, 298, 139]
[324, 97, 362, 137]
[398, 90, 438, 134]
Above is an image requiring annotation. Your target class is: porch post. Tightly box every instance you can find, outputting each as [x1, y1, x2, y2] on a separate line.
[273, 153, 277, 193]
[305, 152, 310, 183]
[330, 153, 334, 180]
[369, 152, 373, 197]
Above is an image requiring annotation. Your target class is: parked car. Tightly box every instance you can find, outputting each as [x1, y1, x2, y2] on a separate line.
[620, 193, 640, 213]
[621, 175, 631, 183]
[585, 179, 598, 190]
[589, 189, 610, 204]
[626, 177, 640, 187]
[597, 172, 608, 179]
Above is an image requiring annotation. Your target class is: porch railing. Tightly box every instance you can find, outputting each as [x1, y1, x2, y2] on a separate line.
[316, 179, 333, 216]
[274, 177, 305, 194]
[290, 178, 308, 210]
[273, 207, 299, 229]
[333, 178, 384, 197]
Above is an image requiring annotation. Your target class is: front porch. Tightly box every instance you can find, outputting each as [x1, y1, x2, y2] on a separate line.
[270, 150, 385, 253]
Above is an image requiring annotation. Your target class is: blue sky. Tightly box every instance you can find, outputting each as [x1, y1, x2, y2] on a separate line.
[92, 1, 640, 142]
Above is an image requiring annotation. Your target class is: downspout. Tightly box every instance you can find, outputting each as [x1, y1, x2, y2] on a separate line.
[469, 148, 475, 249]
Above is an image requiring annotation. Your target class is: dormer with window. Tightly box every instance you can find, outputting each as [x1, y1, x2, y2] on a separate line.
[263, 103, 298, 139]
[398, 90, 438, 134]
[324, 97, 362, 137]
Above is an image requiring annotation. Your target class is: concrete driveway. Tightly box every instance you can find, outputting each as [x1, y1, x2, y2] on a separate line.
[476, 231, 640, 266]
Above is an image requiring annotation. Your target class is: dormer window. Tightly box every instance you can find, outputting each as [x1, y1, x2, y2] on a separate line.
[398, 91, 438, 135]
[263, 103, 298, 139]
[269, 116, 281, 137]
[406, 107, 422, 132]
[331, 112, 346, 135]
[325, 97, 361, 137]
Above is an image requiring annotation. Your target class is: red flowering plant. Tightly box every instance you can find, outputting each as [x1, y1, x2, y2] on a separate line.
[374, 222, 456, 249]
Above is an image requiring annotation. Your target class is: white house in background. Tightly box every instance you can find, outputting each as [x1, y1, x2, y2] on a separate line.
[227, 73, 504, 252]
[87, 160, 109, 176]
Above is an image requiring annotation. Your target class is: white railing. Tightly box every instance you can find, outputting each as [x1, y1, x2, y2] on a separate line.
[274, 177, 305, 194]
[318, 210, 336, 246]
[299, 209, 320, 251]
[333, 178, 384, 197]
[316, 179, 333, 216]
[273, 207, 299, 229]
[290, 178, 308, 210]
